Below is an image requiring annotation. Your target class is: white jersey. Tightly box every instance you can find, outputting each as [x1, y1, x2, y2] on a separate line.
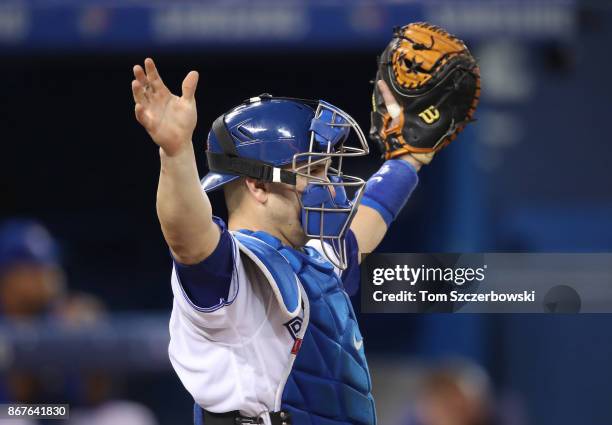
[168, 232, 343, 419]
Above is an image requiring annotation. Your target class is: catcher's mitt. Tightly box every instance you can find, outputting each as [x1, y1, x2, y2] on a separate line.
[370, 22, 480, 163]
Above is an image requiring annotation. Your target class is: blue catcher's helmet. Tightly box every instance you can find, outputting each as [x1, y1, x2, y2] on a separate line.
[201, 94, 369, 269]
[201, 95, 316, 191]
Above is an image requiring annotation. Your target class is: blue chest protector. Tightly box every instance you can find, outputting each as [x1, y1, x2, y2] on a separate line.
[234, 230, 376, 425]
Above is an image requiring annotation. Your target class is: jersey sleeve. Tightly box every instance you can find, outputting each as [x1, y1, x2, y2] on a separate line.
[170, 221, 274, 341]
[172, 216, 234, 310]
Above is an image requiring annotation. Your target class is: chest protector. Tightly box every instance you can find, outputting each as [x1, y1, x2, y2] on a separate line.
[234, 230, 376, 425]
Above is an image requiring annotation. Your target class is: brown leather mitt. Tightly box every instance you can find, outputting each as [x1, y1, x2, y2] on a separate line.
[370, 22, 481, 163]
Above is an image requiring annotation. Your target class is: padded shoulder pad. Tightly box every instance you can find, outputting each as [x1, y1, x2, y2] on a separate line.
[233, 232, 302, 319]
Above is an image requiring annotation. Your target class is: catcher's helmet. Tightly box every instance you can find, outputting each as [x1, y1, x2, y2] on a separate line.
[201, 94, 369, 269]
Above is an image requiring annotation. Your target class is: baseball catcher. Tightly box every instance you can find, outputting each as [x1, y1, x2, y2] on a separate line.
[130, 21, 477, 425]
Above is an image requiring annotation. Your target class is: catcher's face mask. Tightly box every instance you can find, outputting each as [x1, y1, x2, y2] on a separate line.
[293, 100, 369, 269]
[203, 96, 369, 270]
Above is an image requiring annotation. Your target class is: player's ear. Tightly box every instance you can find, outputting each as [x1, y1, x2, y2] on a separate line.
[244, 178, 269, 204]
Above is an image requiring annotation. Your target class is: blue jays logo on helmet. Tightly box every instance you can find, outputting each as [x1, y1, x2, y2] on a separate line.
[202, 94, 368, 269]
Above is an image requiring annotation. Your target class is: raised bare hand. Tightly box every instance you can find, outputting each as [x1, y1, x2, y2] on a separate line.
[132, 58, 199, 156]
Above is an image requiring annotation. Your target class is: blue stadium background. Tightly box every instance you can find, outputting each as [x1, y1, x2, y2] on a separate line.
[1, 1, 611, 424]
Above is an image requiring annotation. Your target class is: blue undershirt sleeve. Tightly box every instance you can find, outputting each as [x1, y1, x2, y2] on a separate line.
[172, 216, 235, 309]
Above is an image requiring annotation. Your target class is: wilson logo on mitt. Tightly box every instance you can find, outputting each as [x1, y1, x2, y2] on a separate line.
[370, 22, 481, 163]
[418, 106, 441, 124]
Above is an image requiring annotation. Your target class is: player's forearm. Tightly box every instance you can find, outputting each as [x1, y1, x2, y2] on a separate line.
[156, 144, 219, 264]
[351, 157, 420, 256]
[351, 205, 387, 255]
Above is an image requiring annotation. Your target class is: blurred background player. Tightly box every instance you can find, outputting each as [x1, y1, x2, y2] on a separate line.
[0, 219, 65, 321]
[0, 220, 158, 425]
[404, 361, 494, 425]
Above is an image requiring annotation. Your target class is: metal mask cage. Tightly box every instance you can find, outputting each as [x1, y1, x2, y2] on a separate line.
[292, 101, 369, 270]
